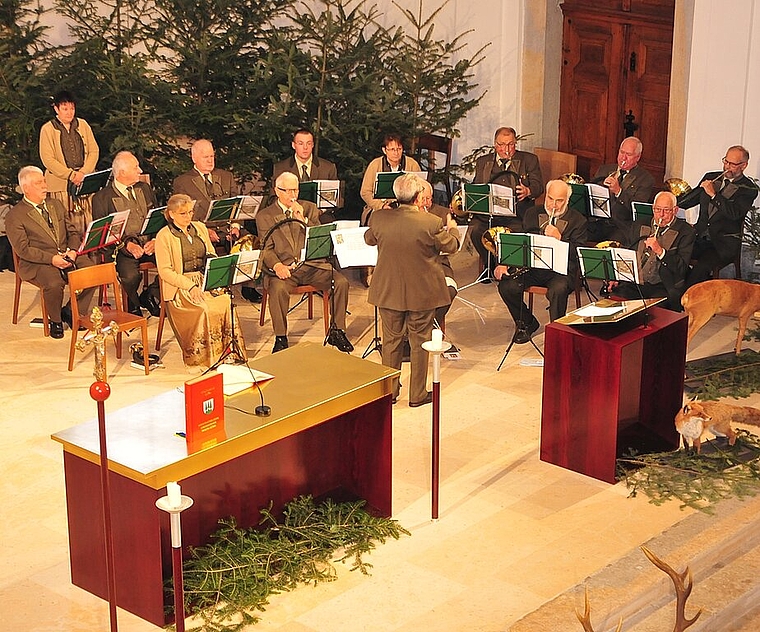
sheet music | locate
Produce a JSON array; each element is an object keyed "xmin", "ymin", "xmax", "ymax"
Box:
[
  {"xmin": 587, "ymin": 183, "xmax": 611, "ymax": 218},
  {"xmin": 315, "ymin": 180, "xmax": 340, "ymax": 209},
  {"xmin": 530, "ymin": 233, "xmax": 569, "ymax": 275},
  {"xmin": 574, "ymin": 303, "xmax": 625, "ymax": 317},
  {"xmin": 236, "ymin": 195, "xmax": 263, "ymax": 221},
  {"xmin": 330, "ymin": 227, "xmax": 378, "ymax": 267},
  {"xmin": 233, "ymin": 249, "xmax": 261, "ymax": 285},
  {"xmin": 107, "ymin": 210, "xmax": 131, "ymax": 244},
  {"xmin": 449, "ymin": 225, "xmax": 468, "ymax": 253},
  {"xmin": 677, "ymin": 206, "xmax": 699, "ymax": 225},
  {"xmin": 334, "ymin": 220, "xmax": 360, "ymax": 230},
  {"xmin": 609, "ymin": 247, "xmax": 639, "ymax": 284},
  {"xmin": 490, "ymin": 183, "xmax": 516, "ymax": 216},
  {"xmin": 216, "ymin": 364, "xmax": 274, "ymax": 396}
]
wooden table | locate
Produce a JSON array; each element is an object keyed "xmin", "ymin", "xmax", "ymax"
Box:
[
  {"xmin": 52, "ymin": 343, "xmax": 398, "ymax": 626},
  {"xmin": 540, "ymin": 307, "xmax": 687, "ymax": 483}
]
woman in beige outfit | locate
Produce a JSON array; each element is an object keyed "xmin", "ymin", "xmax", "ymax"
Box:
[{"xmin": 155, "ymin": 194, "xmax": 247, "ymax": 368}]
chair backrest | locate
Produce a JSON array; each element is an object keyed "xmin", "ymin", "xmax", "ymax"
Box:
[
  {"xmin": 533, "ymin": 147, "xmax": 578, "ymax": 183},
  {"xmin": 413, "ymin": 133, "xmax": 453, "ymax": 171},
  {"xmin": 68, "ymin": 262, "xmax": 123, "ymax": 317}
]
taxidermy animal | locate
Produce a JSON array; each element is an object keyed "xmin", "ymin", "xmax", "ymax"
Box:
[
  {"xmin": 681, "ymin": 279, "xmax": 760, "ymax": 354},
  {"xmin": 675, "ymin": 399, "xmax": 760, "ymax": 453}
]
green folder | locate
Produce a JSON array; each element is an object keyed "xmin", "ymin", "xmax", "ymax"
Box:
[
  {"xmin": 80, "ymin": 215, "xmax": 112, "ymax": 252},
  {"xmin": 632, "ymin": 201, "xmax": 654, "ymax": 222},
  {"xmin": 206, "ymin": 196, "xmax": 242, "ymax": 222},
  {"xmin": 577, "ymin": 247, "xmax": 615, "ymax": 281},
  {"xmin": 203, "ymin": 254, "xmax": 239, "ymax": 291},
  {"xmin": 462, "ymin": 183, "xmax": 492, "ymax": 215},
  {"xmin": 304, "ymin": 223, "xmax": 336, "ymax": 260},
  {"xmin": 497, "ymin": 232, "xmax": 532, "ymax": 266},
  {"xmin": 373, "ymin": 172, "xmax": 403, "ymax": 199},
  {"xmin": 140, "ymin": 207, "xmax": 167, "ymax": 235},
  {"xmin": 569, "ymin": 183, "xmax": 590, "ymax": 217}
]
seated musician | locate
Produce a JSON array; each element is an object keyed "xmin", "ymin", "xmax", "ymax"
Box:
[
  {"xmin": 255, "ymin": 172, "xmax": 353, "ymax": 354},
  {"xmin": 6, "ymin": 165, "xmax": 96, "ymax": 338},
  {"xmin": 589, "ymin": 136, "xmax": 655, "ymax": 243},
  {"xmin": 91, "ymin": 151, "xmax": 161, "ymax": 317},
  {"xmin": 154, "ymin": 194, "xmax": 247, "ymax": 368},
  {"xmin": 609, "ymin": 191, "xmax": 695, "ymax": 312},
  {"xmin": 494, "ymin": 180, "xmax": 587, "ymax": 343},
  {"xmin": 470, "ymin": 126, "xmax": 544, "ymax": 274}
]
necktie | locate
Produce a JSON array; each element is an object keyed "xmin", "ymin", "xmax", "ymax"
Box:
[
  {"xmin": 204, "ymin": 175, "xmax": 213, "ymax": 196},
  {"xmin": 38, "ymin": 203, "xmax": 53, "ymax": 228},
  {"xmin": 285, "ymin": 208, "xmax": 293, "ymax": 219},
  {"xmin": 126, "ymin": 185, "xmax": 136, "ymax": 201},
  {"xmin": 499, "ymin": 159, "xmax": 509, "ymax": 171},
  {"xmin": 618, "ymin": 170, "xmax": 627, "ymax": 186},
  {"xmin": 301, "ymin": 164, "xmax": 310, "ymax": 181}
]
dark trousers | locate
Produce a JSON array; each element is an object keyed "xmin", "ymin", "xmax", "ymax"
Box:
[
  {"xmin": 23, "ymin": 256, "xmax": 96, "ymax": 322},
  {"xmin": 116, "ymin": 252, "xmax": 158, "ymax": 311},
  {"xmin": 497, "ymin": 268, "xmax": 572, "ymax": 324}
]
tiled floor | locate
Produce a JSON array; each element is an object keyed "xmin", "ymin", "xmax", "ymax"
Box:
[{"xmin": 1, "ymin": 247, "xmax": 758, "ymax": 631}]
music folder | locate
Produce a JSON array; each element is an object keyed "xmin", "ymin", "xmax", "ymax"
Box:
[
  {"xmin": 299, "ymin": 180, "xmax": 343, "ymax": 209},
  {"xmin": 631, "ymin": 201, "xmax": 653, "ymax": 223},
  {"xmin": 330, "ymin": 226, "xmax": 378, "ymax": 268},
  {"xmin": 70, "ymin": 168, "xmax": 112, "ymax": 197},
  {"xmin": 462, "ymin": 183, "xmax": 515, "ymax": 216},
  {"xmin": 205, "ymin": 196, "xmax": 244, "ymax": 223},
  {"xmin": 373, "ymin": 171, "xmax": 427, "ymax": 199},
  {"xmin": 202, "ymin": 250, "xmax": 261, "ymax": 291},
  {"xmin": 301, "ymin": 223, "xmax": 336, "ymax": 261},
  {"xmin": 497, "ymin": 231, "xmax": 569, "ymax": 275},
  {"xmin": 569, "ymin": 183, "xmax": 611, "ymax": 218},
  {"xmin": 140, "ymin": 206, "xmax": 167, "ymax": 236},
  {"xmin": 77, "ymin": 210, "xmax": 130, "ymax": 255},
  {"xmin": 577, "ymin": 245, "xmax": 640, "ymax": 284}
]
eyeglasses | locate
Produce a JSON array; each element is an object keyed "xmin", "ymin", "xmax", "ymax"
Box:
[
  {"xmin": 277, "ymin": 187, "xmax": 299, "ymax": 193},
  {"xmin": 723, "ymin": 158, "xmax": 747, "ymax": 168},
  {"xmin": 384, "ymin": 146, "xmax": 404, "ymax": 153},
  {"xmin": 495, "ymin": 141, "xmax": 516, "ymax": 149},
  {"xmin": 652, "ymin": 206, "xmax": 675, "ymax": 213}
]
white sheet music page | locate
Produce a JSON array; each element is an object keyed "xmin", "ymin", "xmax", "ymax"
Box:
[{"xmin": 330, "ymin": 226, "xmax": 378, "ymax": 267}]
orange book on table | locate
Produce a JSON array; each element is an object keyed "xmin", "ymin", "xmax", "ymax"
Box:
[{"xmin": 184, "ymin": 372, "xmax": 226, "ymax": 452}]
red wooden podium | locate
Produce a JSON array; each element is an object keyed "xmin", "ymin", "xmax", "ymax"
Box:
[{"xmin": 540, "ymin": 306, "xmax": 687, "ymax": 483}]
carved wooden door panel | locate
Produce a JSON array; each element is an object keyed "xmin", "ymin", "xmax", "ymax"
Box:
[{"xmin": 558, "ymin": 2, "xmax": 674, "ymax": 187}]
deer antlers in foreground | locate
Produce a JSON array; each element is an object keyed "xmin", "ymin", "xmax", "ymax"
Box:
[{"xmin": 576, "ymin": 546, "xmax": 702, "ymax": 632}]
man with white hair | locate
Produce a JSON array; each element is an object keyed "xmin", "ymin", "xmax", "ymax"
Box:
[
  {"xmin": 610, "ymin": 190, "xmax": 695, "ymax": 311},
  {"xmin": 256, "ymin": 171, "xmax": 352, "ymax": 354},
  {"xmin": 6, "ymin": 166, "xmax": 95, "ymax": 338},
  {"xmin": 92, "ymin": 151, "xmax": 159, "ymax": 316}
]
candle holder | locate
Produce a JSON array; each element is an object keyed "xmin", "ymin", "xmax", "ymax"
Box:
[
  {"xmin": 422, "ymin": 331, "xmax": 451, "ymax": 521},
  {"xmin": 156, "ymin": 494, "xmax": 194, "ymax": 632}
]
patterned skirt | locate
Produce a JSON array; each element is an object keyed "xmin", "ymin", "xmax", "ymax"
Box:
[{"xmin": 165, "ymin": 272, "xmax": 247, "ymax": 367}]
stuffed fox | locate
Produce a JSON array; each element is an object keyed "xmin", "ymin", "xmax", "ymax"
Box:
[{"xmin": 675, "ymin": 398, "xmax": 760, "ymax": 453}]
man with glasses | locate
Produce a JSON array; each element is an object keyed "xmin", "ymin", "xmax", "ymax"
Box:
[
  {"xmin": 470, "ymin": 127, "xmax": 543, "ymax": 275},
  {"xmin": 256, "ymin": 172, "xmax": 352, "ymax": 354},
  {"xmin": 679, "ymin": 145, "xmax": 758, "ymax": 286},
  {"xmin": 608, "ymin": 191, "xmax": 694, "ymax": 311}
]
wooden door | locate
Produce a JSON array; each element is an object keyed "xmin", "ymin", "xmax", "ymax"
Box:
[{"xmin": 559, "ymin": 1, "xmax": 674, "ymax": 187}]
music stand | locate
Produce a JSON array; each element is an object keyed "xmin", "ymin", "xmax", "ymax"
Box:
[
  {"xmin": 202, "ymin": 253, "xmax": 252, "ymax": 368},
  {"xmin": 139, "ymin": 206, "xmax": 167, "ymax": 237},
  {"xmin": 496, "ymin": 232, "xmax": 569, "ymax": 369},
  {"xmin": 77, "ymin": 210, "xmax": 130, "ymax": 256},
  {"xmin": 577, "ymin": 245, "xmax": 639, "ymax": 285},
  {"xmin": 459, "ymin": 182, "xmax": 517, "ymax": 290},
  {"xmin": 299, "ymin": 180, "xmax": 344, "ymax": 210},
  {"xmin": 69, "ymin": 168, "xmax": 112, "ymax": 198}
]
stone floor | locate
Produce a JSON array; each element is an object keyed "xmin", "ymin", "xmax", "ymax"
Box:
[{"xmin": 2, "ymin": 245, "xmax": 760, "ymax": 632}]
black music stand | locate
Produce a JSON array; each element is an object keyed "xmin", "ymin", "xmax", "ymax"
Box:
[
  {"xmin": 459, "ymin": 182, "xmax": 517, "ymax": 290},
  {"xmin": 202, "ymin": 253, "xmax": 250, "ymax": 368}
]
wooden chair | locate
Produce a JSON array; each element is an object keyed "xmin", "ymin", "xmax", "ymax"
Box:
[
  {"xmin": 524, "ymin": 268, "xmax": 583, "ymax": 317},
  {"xmin": 67, "ymin": 262, "xmax": 150, "ymax": 374},
  {"xmin": 533, "ymin": 148, "xmax": 578, "ymax": 204},
  {"xmin": 11, "ymin": 250, "xmax": 50, "ymax": 336},
  {"xmin": 118, "ymin": 261, "xmax": 168, "ymax": 351},
  {"xmin": 259, "ymin": 284, "xmax": 330, "ymax": 336},
  {"xmin": 413, "ymin": 133, "xmax": 454, "ymax": 202}
]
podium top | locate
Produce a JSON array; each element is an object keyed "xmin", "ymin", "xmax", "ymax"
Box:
[
  {"xmin": 555, "ymin": 297, "xmax": 665, "ymax": 326},
  {"xmin": 51, "ymin": 343, "xmax": 398, "ymax": 488}
]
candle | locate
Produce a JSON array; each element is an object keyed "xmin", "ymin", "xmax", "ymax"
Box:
[
  {"xmin": 167, "ymin": 481, "xmax": 182, "ymax": 508},
  {"xmin": 431, "ymin": 329, "xmax": 443, "ymax": 349}
]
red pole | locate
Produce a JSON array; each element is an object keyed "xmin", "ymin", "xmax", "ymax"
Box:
[{"xmin": 91, "ymin": 381, "xmax": 118, "ymax": 632}]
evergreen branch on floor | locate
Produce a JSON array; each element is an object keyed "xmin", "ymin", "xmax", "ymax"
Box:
[
  {"xmin": 685, "ymin": 349, "xmax": 760, "ymax": 399},
  {"xmin": 175, "ymin": 495, "xmax": 410, "ymax": 631},
  {"xmin": 617, "ymin": 430, "xmax": 760, "ymax": 514}
]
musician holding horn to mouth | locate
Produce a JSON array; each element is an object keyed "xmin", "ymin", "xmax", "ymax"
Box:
[
  {"xmin": 589, "ymin": 136, "xmax": 655, "ymax": 243},
  {"xmin": 608, "ymin": 191, "xmax": 695, "ymax": 312},
  {"xmin": 680, "ymin": 145, "xmax": 759, "ymax": 287}
]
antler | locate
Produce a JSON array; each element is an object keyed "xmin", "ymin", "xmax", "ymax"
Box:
[
  {"xmin": 641, "ymin": 546, "xmax": 702, "ymax": 632},
  {"xmin": 576, "ymin": 587, "xmax": 622, "ymax": 632}
]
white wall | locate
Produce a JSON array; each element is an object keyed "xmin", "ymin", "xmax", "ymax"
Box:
[{"xmin": 680, "ymin": 0, "xmax": 760, "ymax": 184}]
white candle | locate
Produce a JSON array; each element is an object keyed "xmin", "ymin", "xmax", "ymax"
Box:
[
  {"xmin": 431, "ymin": 329, "xmax": 443, "ymax": 349},
  {"xmin": 167, "ymin": 481, "xmax": 182, "ymax": 508}
]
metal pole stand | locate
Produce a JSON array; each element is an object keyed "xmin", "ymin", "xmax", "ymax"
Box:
[
  {"xmin": 422, "ymin": 331, "xmax": 452, "ymax": 521},
  {"xmin": 156, "ymin": 489, "xmax": 194, "ymax": 632}
]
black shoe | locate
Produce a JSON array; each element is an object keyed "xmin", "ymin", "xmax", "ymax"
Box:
[
  {"xmin": 513, "ymin": 317, "xmax": 540, "ymax": 344},
  {"xmin": 61, "ymin": 305, "xmax": 72, "ymax": 328},
  {"xmin": 139, "ymin": 291, "xmax": 161, "ymax": 317},
  {"xmin": 409, "ymin": 392, "xmax": 433, "ymax": 408},
  {"xmin": 272, "ymin": 336, "xmax": 289, "ymax": 353},
  {"xmin": 50, "ymin": 321, "xmax": 64, "ymax": 339},
  {"xmin": 325, "ymin": 328, "xmax": 354, "ymax": 353},
  {"xmin": 240, "ymin": 287, "xmax": 262, "ymax": 303},
  {"xmin": 130, "ymin": 342, "xmax": 160, "ymax": 368}
]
